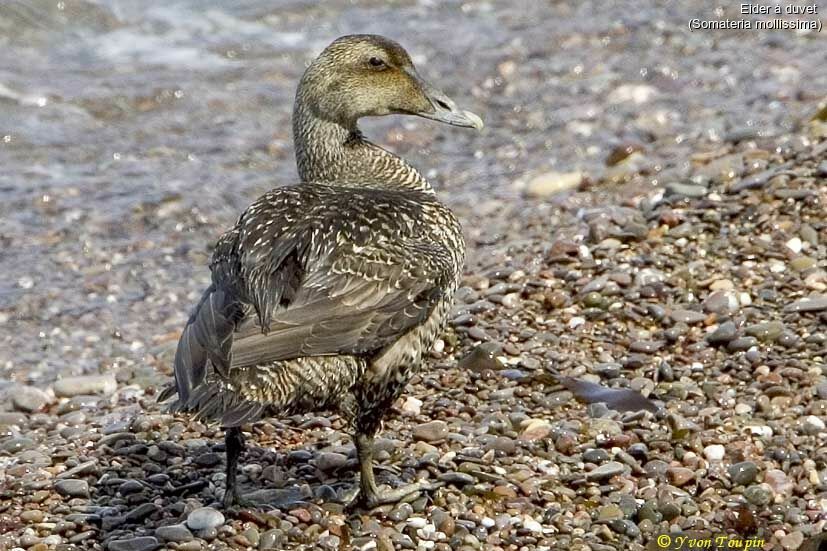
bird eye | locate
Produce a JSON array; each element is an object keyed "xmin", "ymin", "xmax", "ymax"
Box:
[{"xmin": 368, "ymin": 57, "xmax": 386, "ymax": 68}]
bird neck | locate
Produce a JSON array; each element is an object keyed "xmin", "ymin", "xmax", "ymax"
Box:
[{"xmin": 292, "ymin": 102, "xmax": 433, "ymax": 193}]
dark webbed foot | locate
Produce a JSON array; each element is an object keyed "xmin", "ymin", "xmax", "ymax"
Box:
[
  {"xmin": 223, "ymin": 426, "xmax": 253, "ymax": 510},
  {"xmin": 223, "ymin": 488, "xmax": 258, "ymax": 511},
  {"xmin": 348, "ymin": 432, "xmax": 443, "ymax": 510},
  {"xmin": 354, "ymin": 480, "xmax": 443, "ymax": 509}
]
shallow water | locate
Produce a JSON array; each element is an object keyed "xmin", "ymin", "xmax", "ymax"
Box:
[{"xmin": 0, "ymin": 0, "xmax": 824, "ymax": 384}]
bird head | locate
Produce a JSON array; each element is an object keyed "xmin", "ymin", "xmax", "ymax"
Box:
[{"xmin": 297, "ymin": 34, "xmax": 483, "ymax": 131}]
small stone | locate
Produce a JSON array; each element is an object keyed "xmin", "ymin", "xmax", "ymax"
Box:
[
  {"xmin": 12, "ymin": 385, "xmax": 51, "ymax": 412},
  {"xmin": 785, "ymin": 237, "xmax": 803, "ymax": 254},
  {"xmin": 186, "ymin": 507, "xmax": 224, "ymax": 531},
  {"xmin": 597, "ymin": 504, "xmax": 623, "ymax": 521},
  {"xmin": 629, "ymin": 340, "xmax": 663, "ymax": 353},
  {"xmin": 727, "ymin": 337, "xmax": 757, "ymax": 352},
  {"xmin": 800, "ymin": 224, "xmax": 819, "ymax": 245},
  {"xmin": 780, "ymin": 531, "xmax": 804, "ymax": 550},
  {"xmin": 20, "ymin": 510, "xmax": 45, "ymax": 523},
  {"xmin": 412, "ymin": 420, "xmax": 448, "ymax": 442},
  {"xmin": 728, "ymin": 461, "xmax": 759, "ymax": 485},
  {"xmin": 745, "ymin": 321, "xmax": 784, "ymax": 342},
  {"xmin": 413, "ymin": 441, "xmax": 438, "ymax": 455},
  {"xmin": 706, "ymin": 321, "xmax": 738, "ymax": 344},
  {"xmin": 484, "ymin": 436, "xmax": 516, "ymax": 455},
  {"xmin": 764, "ymin": 469, "xmax": 793, "ymax": 497},
  {"xmin": 802, "ymin": 415, "xmax": 825, "ymax": 435},
  {"xmin": 0, "ymin": 412, "xmax": 27, "ymax": 425},
  {"xmin": 316, "ymin": 452, "xmax": 348, "ymax": 472},
  {"xmin": 783, "ymin": 296, "xmax": 827, "ymax": 313},
  {"xmin": 790, "ymin": 256, "xmax": 816, "ymax": 271},
  {"xmin": 703, "ymin": 444, "xmax": 725, "ymax": 462},
  {"xmin": 438, "ymin": 471, "xmax": 475, "ymax": 486},
  {"xmin": 119, "ymin": 480, "xmax": 144, "ymax": 495},
  {"xmin": 637, "ymin": 502, "xmax": 661, "ymax": 523},
  {"xmin": 57, "ymin": 459, "xmax": 97, "ymax": 479},
  {"xmin": 389, "ymin": 503, "xmax": 413, "ymax": 522},
  {"xmin": 525, "ymin": 171, "xmax": 583, "ymax": 197},
  {"xmin": 401, "ymin": 396, "xmax": 422, "ymax": 415},
  {"xmin": 583, "ymin": 448, "xmax": 610, "ymax": 464},
  {"xmin": 108, "ymin": 536, "xmax": 160, "ymax": 551},
  {"xmin": 1, "ymin": 437, "xmax": 35, "ymax": 454},
  {"xmin": 670, "ymin": 309, "xmax": 706, "ymax": 324},
  {"xmin": 703, "ymin": 291, "xmax": 739, "ymax": 315},
  {"xmin": 54, "ymin": 479, "xmax": 89, "ymax": 498},
  {"xmin": 519, "ymin": 419, "xmax": 551, "ymax": 441},
  {"xmin": 585, "ymin": 461, "xmax": 625, "ymax": 481},
  {"xmin": 406, "ymin": 517, "xmax": 427, "ymax": 529},
  {"xmin": 665, "ymin": 182, "xmax": 707, "ymax": 198},
  {"xmin": 53, "ymin": 374, "xmax": 117, "ymax": 397},
  {"xmin": 156, "ymin": 524, "xmax": 194, "ymax": 543},
  {"xmin": 259, "ymin": 529, "xmax": 285, "ymax": 550},
  {"xmin": 743, "ymin": 484, "xmax": 772, "ymax": 506},
  {"xmin": 126, "ymin": 503, "xmax": 158, "ymax": 523},
  {"xmin": 710, "ymin": 279, "xmax": 734, "ymax": 291},
  {"xmin": 194, "ymin": 452, "xmax": 221, "ymax": 467},
  {"xmin": 522, "ymin": 515, "xmax": 544, "ymax": 533},
  {"xmin": 666, "ymin": 467, "xmax": 695, "ymax": 486}
]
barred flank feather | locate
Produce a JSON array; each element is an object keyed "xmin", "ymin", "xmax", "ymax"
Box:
[{"xmin": 184, "ymin": 378, "xmax": 266, "ymax": 427}]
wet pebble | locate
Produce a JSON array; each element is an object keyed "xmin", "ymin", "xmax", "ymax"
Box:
[
  {"xmin": 108, "ymin": 536, "xmax": 160, "ymax": 551},
  {"xmin": 186, "ymin": 507, "xmax": 225, "ymax": 531},
  {"xmin": 728, "ymin": 461, "xmax": 759, "ymax": 485},
  {"xmin": 54, "ymin": 479, "xmax": 89, "ymax": 498},
  {"xmin": 53, "ymin": 374, "xmax": 117, "ymax": 397},
  {"xmin": 11, "ymin": 385, "xmax": 51, "ymax": 412},
  {"xmin": 784, "ymin": 295, "xmax": 827, "ymax": 313},
  {"xmin": 316, "ymin": 452, "xmax": 348, "ymax": 472},
  {"xmin": 706, "ymin": 321, "xmax": 738, "ymax": 344},
  {"xmin": 155, "ymin": 524, "xmax": 194, "ymax": 543},
  {"xmin": 585, "ymin": 461, "xmax": 626, "ymax": 480},
  {"xmin": 745, "ymin": 321, "xmax": 785, "ymax": 342},
  {"xmin": 670, "ymin": 309, "xmax": 706, "ymax": 324},
  {"xmin": 412, "ymin": 420, "xmax": 448, "ymax": 442}
]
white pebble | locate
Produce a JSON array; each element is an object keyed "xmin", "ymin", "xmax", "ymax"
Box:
[
  {"xmin": 802, "ymin": 415, "xmax": 825, "ymax": 434},
  {"xmin": 703, "ymin": 444, "xmax": 725, "ymax": 462},
  {"xmin": 522, "ymin": 515, "xmax": 543, "ymax": 533},
  {"xmin": 748, "ymin": 425, "xmax": 773, "ymax": 438},
  {"xmin": 401, "ymin": 396, "xmax": 422, "ymax": 415},
  {"xmin": 568, "ymin": 316, "xmax": 585, "ymax": 329},
  {"xmin": 785, "ymin": 237, "xmax": 803, "ymax": 254},
  {"xmin": 406, "ymin": 517, "xmax": 427, "ymax": 529}
]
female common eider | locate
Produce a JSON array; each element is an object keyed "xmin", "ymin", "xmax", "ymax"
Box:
[{"xmin": 160, "ymin": 34, "xmax": 482, "ymax": 509}]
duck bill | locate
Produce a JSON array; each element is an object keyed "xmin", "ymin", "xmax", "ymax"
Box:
[{"xmin": 411, "ymin": 74, "xmax": 484, "ymax": 130}]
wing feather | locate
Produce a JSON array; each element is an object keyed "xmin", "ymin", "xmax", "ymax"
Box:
[{"xmin": 205, "ymin": 185, "xmax": 460, "ymax": 371}]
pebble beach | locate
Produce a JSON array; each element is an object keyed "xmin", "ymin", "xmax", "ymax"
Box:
[{"xmin": 1, "ymin": 1, "xmax": 826, "ymax": 550}]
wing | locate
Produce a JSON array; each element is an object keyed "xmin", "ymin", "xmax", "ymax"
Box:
[{"xmin": 210, "ymin": 185, "xmax": 462, "ymax": 370}]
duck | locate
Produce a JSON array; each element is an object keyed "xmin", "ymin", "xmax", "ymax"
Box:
[{"xmin": 159, "ymin": 34, "xmax": 482, "ymax": 509}]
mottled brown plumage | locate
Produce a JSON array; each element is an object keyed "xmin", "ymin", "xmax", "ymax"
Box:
[{"xmin": 159, "ymin": 34, "xmax": 482, "ymax": 509}]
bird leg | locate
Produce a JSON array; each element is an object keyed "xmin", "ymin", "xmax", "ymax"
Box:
[
  {"xmin": 223, "ymin": 426, "xmax": 255, "ymax": 510},
  {"xmin": 352, "ymin": 432, "xmax": 441, "ymax": 509}
]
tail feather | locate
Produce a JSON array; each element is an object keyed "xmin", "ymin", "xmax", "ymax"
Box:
[
  {"xmin": 185, "ymin": 378, "xmax": 267, "ymax": 427},
  {"xmin": 160, "ymin": 284, "xmax": 241, "ymax": 408}
]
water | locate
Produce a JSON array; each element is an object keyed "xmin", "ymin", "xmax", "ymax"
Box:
[{"xmin": 0, "ymin": 0, "xmax": 824, "ymax": 384}]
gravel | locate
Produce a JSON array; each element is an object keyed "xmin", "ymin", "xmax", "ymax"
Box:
[{"xmin": 1, "ymin": 2, "xmax": 826, "ymax": 550}]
